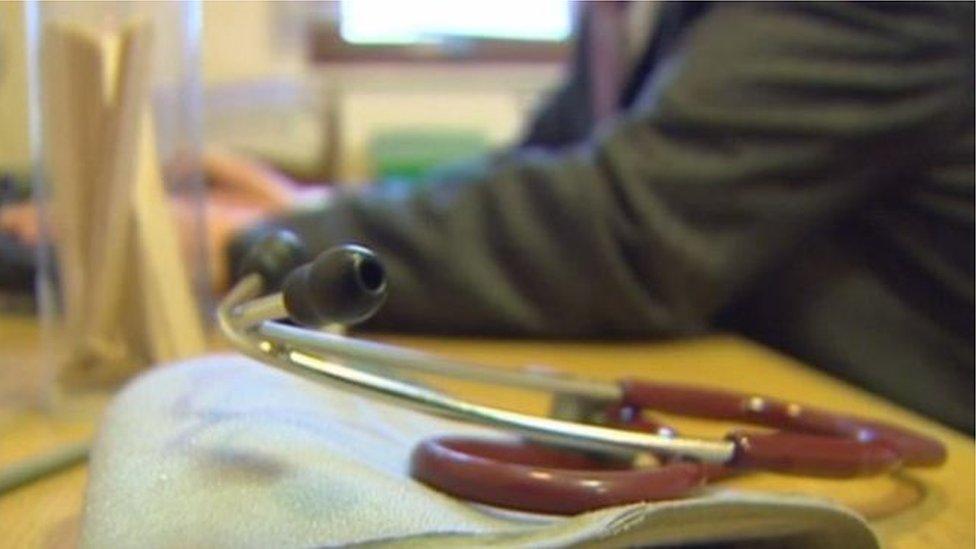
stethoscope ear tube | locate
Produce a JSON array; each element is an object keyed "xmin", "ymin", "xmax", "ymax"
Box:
[{"xmin": 725, "ymin": 431, "xmax": 900, "ymax": 476}]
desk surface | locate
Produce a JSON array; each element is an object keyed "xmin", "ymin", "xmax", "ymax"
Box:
[{"xmin": 1, "ymin": 316, "xmax": 973, "ymax": 548}]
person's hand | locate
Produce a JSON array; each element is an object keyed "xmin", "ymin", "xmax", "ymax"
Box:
[
  {"xmin": 198, "ymin": 149, "xmax": 335, "ymax": 291},
  {"xmin": 196, "ymin": 149, "xmax": 299, "ymax": 292},
  {"xmin": 173, "ymin": 197, "xmax": 271, "ymax": 294},
  {"xmin": 1, "ymin": 196, "xmax": 263, "ymax": 292},
  {"xmin": 0, "ymin": 202, "xmax": 40, "ymax": 246},
  {"xmin": 203, "ymin": 148, "xmax": 302, "ymax": 211},
  {"xmin": 1, "ymin": 149, "xmax": 329, "ymax": 293}
]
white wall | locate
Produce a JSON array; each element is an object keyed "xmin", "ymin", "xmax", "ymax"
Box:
[{"xmin": 201, "ymin": 0, "xmax": 309, "ymax": 85}]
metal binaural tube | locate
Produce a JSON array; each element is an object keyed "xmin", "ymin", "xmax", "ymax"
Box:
[
  {"xmin": 229, "ymin": 292, "xmax": 288, "ymax": 330},
  {"xmin": 218, "ymin": 268, "xmax": 734, "ymax": 465},
  {"xmin": 258, "ymin": 321, "xmax": 622, "ymax": 400},
  {"xmin": 217, "ymin": 236, "xmax": 737, "ymax": 466},
  {"xmin": 285, "ymin": 349, "xmax": 736, "ymax": 463}
]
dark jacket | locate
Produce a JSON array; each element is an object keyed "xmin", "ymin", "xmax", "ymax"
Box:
[{"xmin": 235, "ymin": 2, "xmax": 975, "ymax": 432}]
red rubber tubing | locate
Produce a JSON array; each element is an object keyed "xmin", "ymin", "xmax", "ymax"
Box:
[
  {"xmin": 620, "ymin": 379, "xmax": 947, "ymax": 474},
  {"xmin": 410, "ymin": 436, "xmax": 709, "ymax": 515},
  {"xmin": 410, "ymin": 381, "xmax": 947, "ymax": 513}
]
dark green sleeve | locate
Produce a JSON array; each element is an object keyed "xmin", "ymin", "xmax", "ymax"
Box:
[{"xmin": 237, "ymin": 2, "xmax": 972, "ymax": 337}]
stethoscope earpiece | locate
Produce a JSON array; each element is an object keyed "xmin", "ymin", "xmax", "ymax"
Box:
[
  {"xmin": 282, "ymin": 244, "xmax": 387, "ymax": 327},
  {"xmin": 238, "ymin": 229, "xmax": 309, "ymax": 293},
  {"xmin": 237, "ymin": 229, "xmax": 387, "ymax": 327}
]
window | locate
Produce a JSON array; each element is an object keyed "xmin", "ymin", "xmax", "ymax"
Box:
[
  {"xmin": 311, "ymin": 0, "xmax": 572, "ymax": 63},
  {"xmin": 339, "ymin": 0, "xmax": 572, "ymax": 45}
]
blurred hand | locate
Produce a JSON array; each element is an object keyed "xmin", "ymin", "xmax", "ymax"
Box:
[
  {"xmin": 0, "ymin": 202, "xmax": 40, "ymax": 246},
  {"xmin": 203, "ymin": 148, "xmax": 302, "ymax": 211},
  {"xmin": 198, "ymin": 149, "xmax": 332, "ymax": 291},
  {"xmin": 1, "ymin": 149, "xmax": 331, "ymax": 293},
  {"xmin": 1, "ymin": 194, "xmax": 267, "ymax": 293},
  {"xmin": 173, "ymin": 197, "xmax": 270, "ymax": 294}
]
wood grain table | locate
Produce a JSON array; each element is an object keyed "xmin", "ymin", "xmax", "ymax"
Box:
[{"xmin": 1, "ymin": 316, "xmax": 972, "ymax": 548}]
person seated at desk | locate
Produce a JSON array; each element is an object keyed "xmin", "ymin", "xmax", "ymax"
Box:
[{"xmin": 3, "ymin": 2, "xmax": 973, "ymax": 433}]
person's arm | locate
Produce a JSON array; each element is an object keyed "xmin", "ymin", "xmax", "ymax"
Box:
[{"xmin": 234, "ymin": 2, "xmax": 972, "ymax": 337}]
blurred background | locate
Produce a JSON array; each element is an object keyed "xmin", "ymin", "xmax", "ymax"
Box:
[
  {"xmin": 0, "ymin": 0, "xmax": 576, "ymax": 402},
  {"xmin": 0, "ymin": 0, "xmax": 572, "ymax": 304},
  {"xmin": 0, "ymin": 0, "xmax": 569, "ymax": 184}
]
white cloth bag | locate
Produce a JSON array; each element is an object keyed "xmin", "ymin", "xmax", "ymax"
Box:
[{"xmin": 81, "ymin": 355, "xmax": 878, "ymax": 548}]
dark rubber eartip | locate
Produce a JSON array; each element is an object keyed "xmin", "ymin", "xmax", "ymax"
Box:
[
  {"xmin": 238, "ymin": 230, "xmax": 309, "ymax": 292},
  {"xmin": 282, "ymin": 244, "xmax": 387, "ymax": 326}
]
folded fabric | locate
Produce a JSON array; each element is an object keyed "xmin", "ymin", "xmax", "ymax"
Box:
[{"xmin": 81, "ymin": 354, "xmax": 879, "ymax": 548}]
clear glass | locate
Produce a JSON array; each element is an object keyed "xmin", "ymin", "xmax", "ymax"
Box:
[{"xmin": 25, "ymin": 0, "xmax": 208, "ymax": 402}]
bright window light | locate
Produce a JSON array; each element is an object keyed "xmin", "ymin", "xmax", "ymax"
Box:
[{"xmin": 340, "ymin": 0, "xmax": 572, "ymax": 44}]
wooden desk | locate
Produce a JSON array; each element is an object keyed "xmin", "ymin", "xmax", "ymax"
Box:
[{"xmin": 2, "ymin": 318, "xmax": 973, "ymax": 548}]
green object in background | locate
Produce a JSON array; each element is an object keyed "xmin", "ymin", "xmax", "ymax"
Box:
[{"xmin": 369, "ymin": 129, "xmax": 490, "ymax": 185}]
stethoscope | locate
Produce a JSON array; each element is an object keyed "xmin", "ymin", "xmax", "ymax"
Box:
[{"xmin": 219, "ymin": 230, "xmax": 947, "ymax": 515}]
